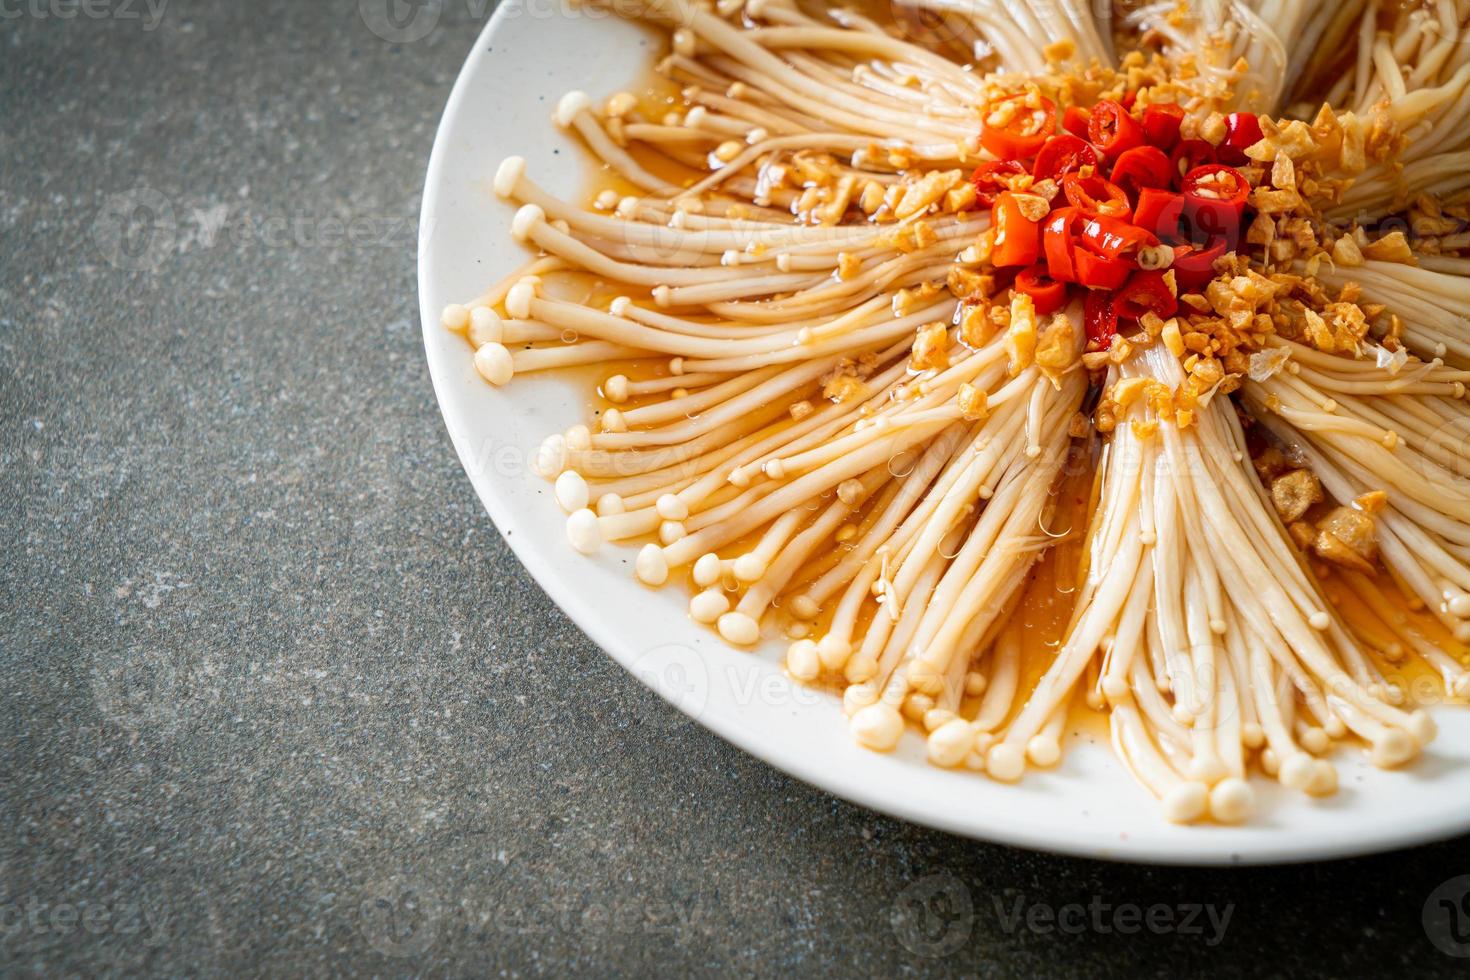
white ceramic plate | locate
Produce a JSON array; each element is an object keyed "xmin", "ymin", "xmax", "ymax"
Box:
[{"xmin": 418, "ymin": 5, "xmax": 1470, "ymax": 863}]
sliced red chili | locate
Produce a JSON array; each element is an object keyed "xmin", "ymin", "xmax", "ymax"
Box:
[
  {"xmin": 1075, "ymin": 248, "xmax": 1131, "ymax": 290},
  {"xmin": 991, "ymin": 192, "xmax": 1041, "ymax": 268},
  {"xmin": 1015, "ymin": 265, "xmax": 1068, "ymax": 315},
  {"xmin": 1033, "ymin": 134, "xmax": 1099, "ymax": 183},
  {"xmin": 1062, "ymin": 105, "xmax": 1091, "ymax": 140},
  {"xmin": 1172, "ymin": 239, "xmax": 1229, "ymax": 289},
  {"xmin": 1219, "ymin": 112, "xmax": 1264, "ymax": 165},
  {"xmin": 1170, "ymin": 139, "xmax": 1217, "ymax": 184},
  {"xmin": 1084, "ymin": 289, "xmax": 1118, "ymax": 350},
  {"xmin": 1062, "ymin": 173, "xmax": 1131, "ymax": 219},
  {"xmin": 1109, "ymin": 145, "xmax": 1173, "ymax": 199},
  {"xmin": 1133, "ymin": 188, "xmax": 1186, "ymax": 241},
  {"xmin": 1114, "ymin": 269, "xmax": 1178, "ymax": 319},
  {"xmin": 1042, "ymin": 207, "xmax": 1081, "ymax": 282},
  {"xmin": 980, "ymin": 94, "xmax": 1056, "ymax": 161},
  {"xmin": 1181, "ymin": 163, "xmax": 1249, "ymax": 241},
  {"xmin": 971, "ymin": 160, "xmax": 1027, "ymax": 207},
  {"xmin": 1088, "ymin": 99, "xmax": 1144, "ymax": 159},
  {"xmin": 1078, "ymin": 214, "xmax": 1158, "ymax": 262},
  {"xmin": 1141, "ymin": 103, "xmax": 1184, "ymax": 150}
]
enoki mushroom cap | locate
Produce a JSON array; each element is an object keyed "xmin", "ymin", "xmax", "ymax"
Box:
[
  {"xmin": 1025, "ymin": 734, "xmax": 1061, "ymax": 768},
  {"xmin": 473, "ymin": 343, "xmax": 514, "ymax": 386},
  {"xmin": 985, "ymin": 742, "xmax": 1026, "ymax": 783},
  {"xmin": 850, "ymin": 702, "xmax": 904, "ymax": 751},
  {"xmin": 1369, "ymin": 729, "xmax": 1420, "ymax": 768},
  {"xmin": 656, "ymin": 494, "xmax": 689, "ymax": 521},
  {"xmin": 732, "ymin": 553, "xmax": 767, "ymax": 582},
  {"xmin": 564, "ymin": 424, "xmax": 591, "ymax": 451},
  {"xmin": 566, "ymin": 509, "xmax": 602, "ymax": 555},
  {"xmin": 554, "ymin": 470, "xmax": 589, "ymax": 513},
  {"xmin": 493, "ymin": 156, "xmax": 526, "ymax": 198},
  {"xmin": 1186, "ymin": 755, "xmax": 1228, "ymax": 785},
  {"xmin": 921, "ymin": 707, "xmax": 954, "ymax": 732},
  {"xmin": 927, "ymin": 718, "xmax": 975, "ymax": 767},
  {"xmin": 842, "ymin": 683, "xmax": 878, "ymax": 717},
  {"xmin": 717, "ymin": 611, "xmax": 760, "ymax": 646},
  {"xmin": 692, "ymin": 553, "xmax": 723, "ymax": 588},
  {"xmin": 603, "ymin": 374, "xmax": 630, "ymax": 403},
  {"xmin": 441, "ymin": 303, "xmax": 470, "ymax": 332},
  {"xmin": 512, "ymin": 203, "xmax": 546, "ymax": 242},
  {"xmin": 786, "ymin": 639, "xmax": 820, "ymax": 682},
  {"xmin": 531, "ymin": 434, "xmax": 566, "ymax": 479},
  {"xmin": 843, "ymin": 652, "xmax": 877, "ymax": 684},
  {"xmin": 690, "ymin": 588, "xmax": 728, "ymax": 624},
  {"xmin": 1299, "ymin": 727, "xmax": 1330, "ymax": 755},
  {"xmin": 631, "ymin": 545, "xmax": 666, "ymax": 587},
  {"xmin": 1209, "ymin": 778, "xmax": 1255, "ymax": 824},
  {"xmin": 1279, "ymin": 752, "xmax": 1316, "ymax": 791},
  {"xmin": 1161, "ymin": 782, "xmax": 1210, "ymax": 824},
  {"xmin": 1408, "ymin": 709, "xmax": 1437, "ymax": 746},
  {"xmin": 555, "ymin": 90, "xmax": 592, "ymax": 127},
  {"xmin": 506, "ymin": 278, "xmax": 538, "ymax": 319},
  {"xmin": 1305, "ymin": 760, "xmax": 1339, "ymax": 797},
  {"xmin": 816, "ymin": 635, "xmax": 851, "ymax": 671},
  {"xmin": 788, "ymin": 595, "xmax": 820, "ymax": 621},
  {"xmin": 468, "ymin": 306, "xmax": 502, "ymax": 346}
]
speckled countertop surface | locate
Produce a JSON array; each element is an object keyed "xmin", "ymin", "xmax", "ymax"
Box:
[{"xmin": 2, "ymin": 1, "xmax": 1468, "ymax": 976}]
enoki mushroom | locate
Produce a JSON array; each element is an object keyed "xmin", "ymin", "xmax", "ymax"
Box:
[{"xmin": 443, "ymin": 0, "xmax": 1470, "ymax": 824}]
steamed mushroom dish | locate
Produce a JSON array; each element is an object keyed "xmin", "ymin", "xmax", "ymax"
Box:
[{"xmin": 443, "ymin": 0, "xmax": 1470, "ymax": 824}]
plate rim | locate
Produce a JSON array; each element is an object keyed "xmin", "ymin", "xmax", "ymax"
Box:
[{"xmin": 417, "ymin": 5, "xmax": 1470, "ymax": 865}]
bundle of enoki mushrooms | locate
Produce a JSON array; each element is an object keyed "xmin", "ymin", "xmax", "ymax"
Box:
[{"xmin": 443, "ymin": 0, "xmax": 1470, "ymax": 823}]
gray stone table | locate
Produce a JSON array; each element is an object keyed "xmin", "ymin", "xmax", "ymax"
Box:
[{"xmin": 2, "ymin": 1, "xmax": 1468, "ymax": 975}]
